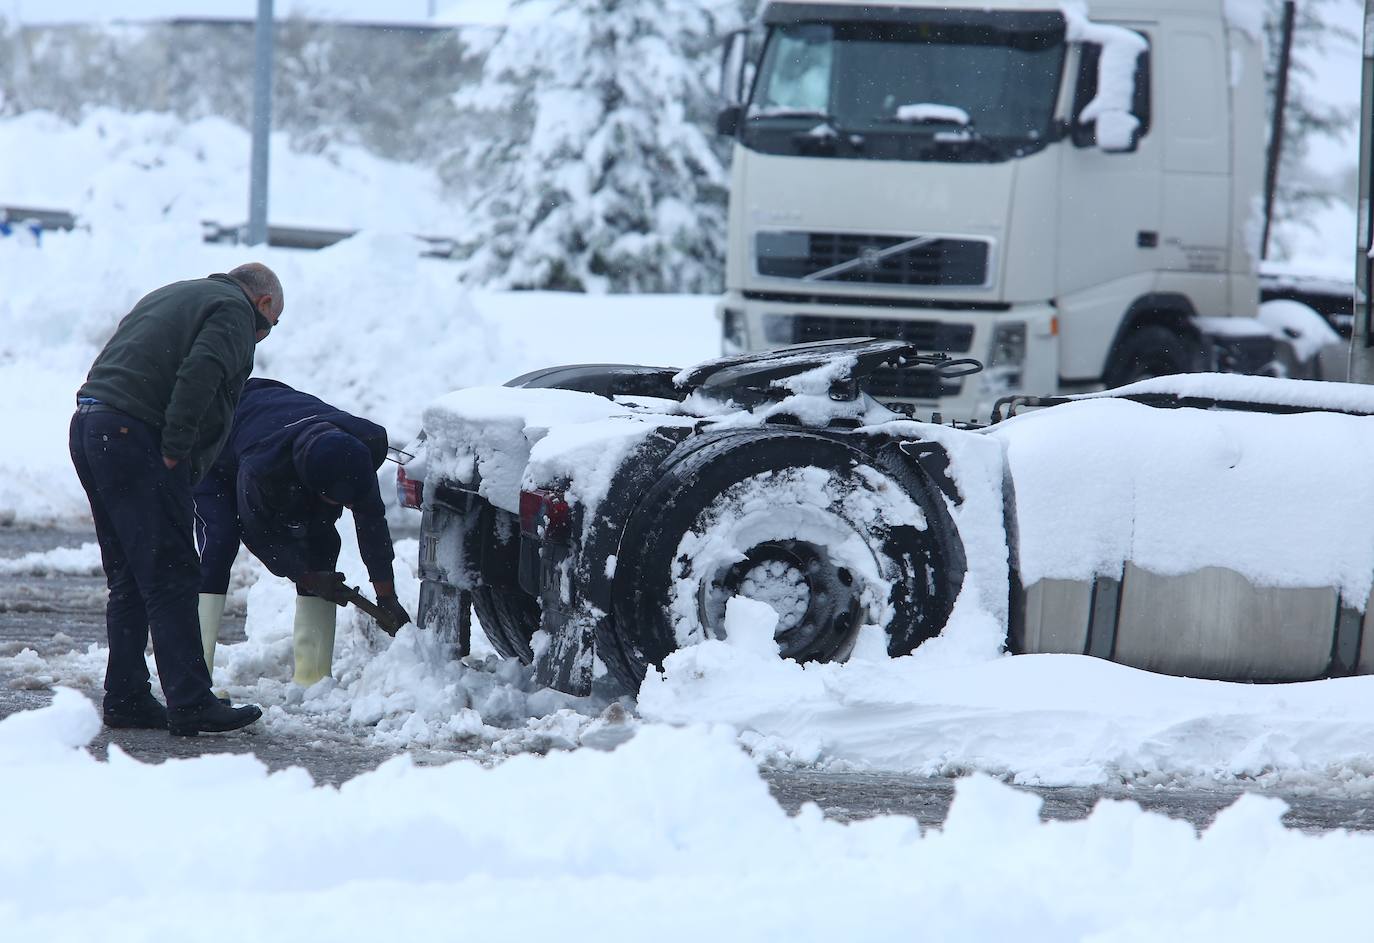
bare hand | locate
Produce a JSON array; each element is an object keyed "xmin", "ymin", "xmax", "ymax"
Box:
[{"xmin": 162, "ymin": 456, "xmax": 179, "ymax": 469}]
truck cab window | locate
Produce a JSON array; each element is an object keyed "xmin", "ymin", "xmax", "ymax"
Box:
[
  {"xmin": 1071, "ymin": 37, "xmax": 1152, "ymax": 150},
  {"xmin": 753, "ymin": 24, "xmax": 833, "ymax": 115},
  {"xmin": 743, "ymin": 13, "xmax": 1067, "ymax": 163}
]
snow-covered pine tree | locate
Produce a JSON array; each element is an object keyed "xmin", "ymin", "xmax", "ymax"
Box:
[{"xmin": 449, "ymin": 0, "xmax": 735, "ymax": 293}]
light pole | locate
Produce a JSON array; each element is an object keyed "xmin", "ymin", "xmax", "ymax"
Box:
[{"xmin": 246, "ymin": 0, "xmax": 274, "ymax": 247}]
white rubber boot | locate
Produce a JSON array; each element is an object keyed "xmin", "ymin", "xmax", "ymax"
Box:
[
  {"xmin": 292, "ymin": 595, "xmax": 338, "ymax": 686},
  {"xmin": 197, "ymin": 593, "xmax": 227, "ymax": 675}
]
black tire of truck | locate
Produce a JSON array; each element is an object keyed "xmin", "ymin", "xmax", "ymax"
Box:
[
  {"xmin": 1103, "ymin": 324, "xmax": 1208, "ymax": 388},
  {"xmin": 604, "ymin": 431, "xmax": 965, "ymax": 692},
  {"xmin": 467, "ymin": 503, "xmax": 538, "ymax": 663},
  {"xmin": 470, "ymin": 585, "xmax": 538, "ymax": 663}
]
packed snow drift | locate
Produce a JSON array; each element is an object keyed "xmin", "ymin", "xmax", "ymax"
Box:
[{"xmin": 4, "ymin": 690, "xmax": 1374, "ymax": 940}]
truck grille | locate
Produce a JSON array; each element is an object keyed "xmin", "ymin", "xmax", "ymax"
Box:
[
  {"xmin": 786, "ymin": 314, "xmax": 974, "ymax": 352},
  {"xmin": 756, "ymin": 230, "xmax": 990, "ymax": 287}
]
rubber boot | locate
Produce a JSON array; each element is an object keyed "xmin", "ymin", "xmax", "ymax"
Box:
[
  {"xmin": 198, "ymin": 593, "xmax": 227, "ymax": 675},
  {"xmin": 292, "ymin": 595, "xmax": 338, "ymax": 686}
]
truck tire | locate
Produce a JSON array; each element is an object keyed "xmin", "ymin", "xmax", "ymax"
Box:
[
  {"xmin": 606, "ymin": 432, "xmax": 964, "ymax": 691},
  {"xmin": 470, "ymin": 586, "xmax": 538, "ymax": 663},
  {"xmin": 1104, "ymin": 324, "xmax": 1207, "ymax": 388},
  {"xmin": 468, "ymin": 501, "xmax": 538, "ymax": 663}
]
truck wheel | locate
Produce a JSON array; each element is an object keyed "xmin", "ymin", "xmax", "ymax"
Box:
[
  {"xmin": 468, "ymin": 502, "xmax": 538, "ymax": 663},
  {"xmin": 470, "ymin": 586, "xmax": 538, "ymax": 663},
  {"xmin": 1104, "ymin": 324, "xmax": 1207, "ymax": 388},
  {"xmin": 606, "ymin": 432, "xmax": 964, "ymax": 691}
]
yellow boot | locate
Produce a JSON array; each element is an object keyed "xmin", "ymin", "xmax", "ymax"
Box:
[
  {"xmin": 292, "ymin": 595, "xmax": 338, "ymax": 686},
  {"xmin": 197, "ymin": 593, "xmax": 227, "ymax": 675}
]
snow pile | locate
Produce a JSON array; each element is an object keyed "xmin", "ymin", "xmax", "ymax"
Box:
[
  {"xmin": 0, "ymin": 109, "xmax": 460, "ymax": 234},
  {"xmin": 995, "ymin": 395, "xmax": 1374, "ymax": 597},
  {"xmin": 641, "ymin": 625, "xmax": 1374, "ymax": 791},
  {"xmin": 0, "ymin": 542, "xmax": 101, "ymax": 576},
  {"xmin": 4, "ymin": 693, "xmax": 1374, "ymax": 940}
]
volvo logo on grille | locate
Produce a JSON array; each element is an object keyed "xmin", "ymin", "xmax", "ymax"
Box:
[{"xmin": 859, "ymin": 246, "xmax": 883, "ymax": 271}]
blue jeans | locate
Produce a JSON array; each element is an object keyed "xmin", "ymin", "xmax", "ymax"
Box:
[{"xmin": 69, "ymin": 404, "xmax": 215, "ymax": 711}]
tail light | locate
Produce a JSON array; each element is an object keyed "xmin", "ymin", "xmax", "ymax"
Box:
[
  {"xmin": 520, "ymin": 488, "xmax": 572, "ymax": 542},
  {"xmin": 396, "ymin": 465, "xmax": 423, "ymax": 509}
]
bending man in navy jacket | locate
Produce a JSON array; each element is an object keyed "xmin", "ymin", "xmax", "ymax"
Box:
[{"xmin": 194, "ymin": 378, "xmax": 410, "ymax": 685}]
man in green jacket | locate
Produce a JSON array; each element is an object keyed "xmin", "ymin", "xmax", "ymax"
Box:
[{"xmin": 70, "ymin": 263, "xmax": 282, "ymax": 736}]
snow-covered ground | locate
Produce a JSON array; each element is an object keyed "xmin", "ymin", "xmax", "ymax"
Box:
[
  {"xmin": 3, "ymin": 688, "xmax": 1370, "ymax": 942},
  {"xmin": 3, "ymin": 68, "xmax": 1374, "ymax": 936}
]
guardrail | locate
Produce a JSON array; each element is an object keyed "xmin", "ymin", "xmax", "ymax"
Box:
[
  {"xmin": 200, "ymin": 220, "xmax": 458, "ymax": 259},
  {"xmin": 0, "ymin": 205, "xmax": 79, "ymax": 244}
]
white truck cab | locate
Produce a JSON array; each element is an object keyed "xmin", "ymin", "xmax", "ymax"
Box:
[{"xmin": 716, "ymin": 0, "xmax": 1273, "ymax": 419}]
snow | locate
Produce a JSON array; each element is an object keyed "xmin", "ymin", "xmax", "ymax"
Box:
[
  {"xmin": 421, "ymin": 387, "xmax": 696, "ymax": 519},
  {"xmin": 641, "ymin": 634, "xmax": 1374, "ymax": 793},
  {"xmin": 0, "ymin": 541, "xmax": 100, "ymax": 576},
  {"xmin": 893, "ymin": 102, "xmax": 971, "ymax": 126},
  {"xmin": 1078, "ymin": 370, "xmax": 1374, "ymax": 414},
  {"xmin": 1063, "ymin": 2, "xmax": 1149, "ymax": 151},
  {"xmin": 0, "ymin": 695, "xmax": 1370, "ymax": 940},
  {"xmin": 1257, "ymin": 298, "xmax": 1344, "ymax": 362},
  {"xmin": 4, "ymin": 33, "xmax": 1374, "ymax": 915},
  {"xmin": 0, "ymin": 109, "xmax": 460, "ymax": 234},
  {"xmin": 994, "ymin": 396, "xmax": 1374, "ymax": 600}
]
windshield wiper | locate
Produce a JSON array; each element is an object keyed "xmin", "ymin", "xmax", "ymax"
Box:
[
  {"xmin": 748, "ymin": 108, "xmax": 836, "ymax": 123},
  {"xmin": 745, "ymin": 110, "xmax": 866, "ymax": 155}
]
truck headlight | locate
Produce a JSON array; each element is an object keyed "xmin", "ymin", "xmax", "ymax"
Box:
[
  {"xmin": 762, "ymin": 313, "xmax": 795, "ymax": 344},
  {"xmin": 987, "ymin": 321, "xmax": 1027, "ymax": 388},
  {"xmin": 721, "ymin": 308, "xmax": 747, "ymax": 354}
]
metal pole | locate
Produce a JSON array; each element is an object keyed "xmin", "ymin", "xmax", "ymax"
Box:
[
  {"xmin": 1351, "ymin": 0, "xmax": 1374, "ymax": 382},
  {"xmin": 1261, "ymin": 0, "xmax": 1296, "ymax": 261},
  {"xmin": 246, "ymin": 0, "xmax": 274, "ymax": 247}
]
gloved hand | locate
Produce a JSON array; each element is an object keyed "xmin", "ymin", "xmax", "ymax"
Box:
[
  {"xmin": 374, "ymin": 595, "xmax": 412, "ymax": 636},
  {"xmin": 296, "ymin": 570, "xmax": 351, "ymax": 606}
]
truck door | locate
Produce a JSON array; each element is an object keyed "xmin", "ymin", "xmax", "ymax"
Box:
[
  {"xmin": 1156, "ymin": 18, "xmax": 1231, "ymax": 316},
  {"xmin": 1055, "ymin": 27, "xmax": 1162, "ymax": 381}
]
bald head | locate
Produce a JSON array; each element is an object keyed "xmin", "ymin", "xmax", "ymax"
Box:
[
  {"xmin": 228, "ymin": 262, "xmax": 284, "ymax": 317},
  {"xmin": 229, "ymin": 262, "xmax": 284, "ymax": 342}
]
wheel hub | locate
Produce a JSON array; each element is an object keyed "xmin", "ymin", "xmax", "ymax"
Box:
[{"xmin": 699, "ymin": 540, "xmax": 860, "ymax": 660}]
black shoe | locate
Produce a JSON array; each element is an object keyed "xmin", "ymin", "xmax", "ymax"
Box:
[
  {"xmin": 103, "ymin": 693, "xmax": 168, "ymax": 730},
  {"xmin": 167, "ymin": 700, "xmax": 263, "ymax": 737}
]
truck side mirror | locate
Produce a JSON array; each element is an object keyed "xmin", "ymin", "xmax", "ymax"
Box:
[
  {"xmin": 719, "ymin": 29, "xmax": 748, "ymax": 105},
  {"xmin": 716, "ymin": 105, "xmax": 743, "ymax": 137},
  {"xmin": 1071, "ymin": 36, "xmax": 1151, "ymax": 154}
]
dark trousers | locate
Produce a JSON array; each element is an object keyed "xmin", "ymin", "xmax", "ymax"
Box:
[
  {"xmin": 69, "ymin": 405, "xmax": 214, "ymax": 711},
  {"xmin": 193, "ymin": 463, "xmax": 240, "ymax": 595},
  {"xmin": 194, "ymin": 465, "xmax": 342, "ymax": 598}
]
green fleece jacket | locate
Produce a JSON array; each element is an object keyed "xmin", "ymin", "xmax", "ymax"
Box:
[{"xmin": 78, "ymin": 274, "xmax": 257, "ymax": 482}]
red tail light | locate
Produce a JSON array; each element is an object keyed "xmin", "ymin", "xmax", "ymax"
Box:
[
  {"xmin": 519, "ymin": 488, "xmax": 571, "ymax": 542},
  {"xmin": 396, "ymin": 465, "xmax": 423, "ymax": 509}
]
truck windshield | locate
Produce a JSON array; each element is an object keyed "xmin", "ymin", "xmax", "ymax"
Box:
[{"xmin": 745, "ymin": 17, "xmax": 1066, "ymax": 162}]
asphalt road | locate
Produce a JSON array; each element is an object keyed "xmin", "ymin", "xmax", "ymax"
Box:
[{"xmin": 4, "ymin": 525, "xmax": 1373, "ymax": 833}]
